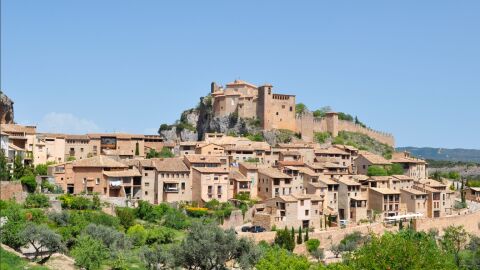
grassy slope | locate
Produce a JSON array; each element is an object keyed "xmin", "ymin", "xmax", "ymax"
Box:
[
  {"xmin": 0, "ymin": 247, "xmax": 50, "ymax": 270},
  {"xmin": 333, "ymin": 131, "xmax": 394, "ymax": 159}
]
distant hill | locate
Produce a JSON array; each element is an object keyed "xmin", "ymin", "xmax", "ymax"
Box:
[{"xmin": 397, "ymin": 147, "xmax": 480, "ymax": 163}]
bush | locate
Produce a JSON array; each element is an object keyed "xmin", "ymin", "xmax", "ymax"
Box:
[
  {"xmin": 246, "ymin": 133, "xmax": 264, "ymax": 142},
  {"xmin": 185, "ymin": 207, "xmax": 209, "ymax": 217},
  {"xmin": 387, "ymin": 164, "xmax": 405, "ymax": 175},
  {"xmin": 24, "ymin": 193, "xmax": 50, "ymax": 208},
  {"xmin": 127, "ymin": 224, "xmax": 148, "ymax": 246},
  {"xmin": 115, "ymin": 207, "xmax": 136, "ymax": 229},
  {"xmin": 72, "ymin": 235, "xmax": 108, "ymax": 270},
  {"xmin": 58, "ymin": 194, "xmax": 98, "ymax": 210},
  {"xmin": 367, "ymin": 166, "xmax": 388, "ymax": 176},
  {"xmin": 146, "ymin": 226, "xmax": 176, "ymax": 245},
  {"xmin": 274, "ymin": 228, "xmax": 295, "ymax": 252},
  {"xmin": 314, "ymin": 132, "xmax": 331, "ymax": 144},
  {"xmin": 20, "ymin": 175, "xmax": 37, "ymax": 193},
  {"xmin": 306, "ymin": 239, "xmax": 320, "ymax": 253}
]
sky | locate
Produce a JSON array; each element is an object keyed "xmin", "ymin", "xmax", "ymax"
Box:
[{"xmin": 1, "ymin": 1, "xmax": 480, "ymax": 149}]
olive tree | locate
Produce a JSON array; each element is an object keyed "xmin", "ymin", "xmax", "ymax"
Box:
[{"xmin": 20, "ymin": 223, "xmax": 65, "ymax": 262}]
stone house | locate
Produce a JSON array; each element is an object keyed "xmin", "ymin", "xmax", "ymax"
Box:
[
  {"xmin": 257, "ymin": 168, "xmax": 294, "ymax": 200},
  {"xmin": 191, "ymin": 167, "xmax": 230, "ymax": 203},
  {"xmin": 368, "ymin": 187, "xmax": 401, "ymax": 218},
  {"xmin": 355, "ymin": 150, "xmax": 392, "ymax": 175}
]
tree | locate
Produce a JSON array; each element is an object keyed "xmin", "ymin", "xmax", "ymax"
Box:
[
  {"xmin": 274, "ymin": 228, "xmax": 295, "ymax": 252},
  {"xmin": 442, "ymin": 225, "xmax": 469, "ymax": 267},
  {"xmin": 295, "ymin": 103, "xmax": 308, "ymax": 115},
  {"xmin": 171, "ymin": 220, "xmax": 261, "ymax": 270},
  {"xmin": 0, "ymin": 151, "xmax": 10, "ymax": 180},
  {"xmin": 71, "ymin": 235, "xmax": 108, "ymax": 270},
  {"xmin": 20, "ymin": 175, "xmax": 37, "ymax": 193},
  {"xmin": 13, "ymin": 155, "xmax": 24, "ymax": 179},
  {"xmin": 387, "ymin": 164, "xmax": 404, "ymax": 175},
  {"xmin": 256, "ymin": 247, "xmax": 310, "ymax": 270},
  {"xmin": 127, "ymin": 224, "xmax": 148, "ymax": 246},
  {"xmin": 24, "ymin": 193, "xmax": 50, "ymax": 208},
  {"xmin": 115, "ymin": 207, "xmax": 135, "ymax": 229},
  {"xmin": 34, "ymin": 164, "xmax": 49, "ymax": 176},
  {"xmin": 304, "ymin": 228, "xmax": 309, "ymax": 242},
  {"xmin": 347, "ymin": 230, "xmax": 456, "ymax": 270},
  {"xmin": 306, "ymin": 239, "xmax": 320, "ymax": 253},
  {"xmin": 140, "ymin": 244, "xmax": 172, "ymax": 270},
  {"xmin": 146, "ymin": 147, "xmax": 174, "ymax": 159},
  {"xmin": 367, "ymin": 165, "xmax": 388, "ymax": 176},
  {"xmin": 331, "ymin": 244, "xmax": 343, "ymax": 258},
  {"xmin": 82, "ymin": 224, "xmax": 131, "ymax": 251},
  {"xmin": 297, "ymin": 226, "xmax": 303, "ymax": 244},
  {"xmin": 20, "ymin": 223, "xmax": 65, "ymax": 262}
]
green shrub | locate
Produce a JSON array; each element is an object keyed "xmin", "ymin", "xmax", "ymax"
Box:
[
  {"xmin": 306, "ymin": 239, "xmax": 320, "ymax": 253},
  {"xmin": 115, "ymin": 207, "xmax": 136, "ymax": 229},
  {"xmin": 127, "ymin": 224, "xmax": 147, "ymax": 246},
  {"xmin": 20, "ymin": 175, "xmax": 37, "ymax": 193},
  {"xmin": 367, "ymin": 166, "xmax": 388, "ymax": 176},
  {"xmin": 24, "ymin": 193, "xmax": 50, "ymax": 208},
  {"xmin": 314, "ymin": 132, "xmax": 331, "ymax": 144},
  {"xmin": 72, "ymin": 235, "xmax": 108, "ymax": 270}
]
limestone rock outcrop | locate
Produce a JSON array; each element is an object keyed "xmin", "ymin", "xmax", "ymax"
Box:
[{"xmin": 0, "ymin": 91, "xmax": 14, "ymax": 124}]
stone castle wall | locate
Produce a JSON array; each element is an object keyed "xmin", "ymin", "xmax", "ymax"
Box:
[
  {"xmin": 414, "ymin": 210, "xmax": 480, "ymax": 236},
  {"xmin": 297, "ymin": 112, "xmax": 395, "ymax": 147}
]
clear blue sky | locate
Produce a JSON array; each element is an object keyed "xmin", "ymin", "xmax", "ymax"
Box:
[{"xmin": 2, "ymin": 1, "xmax": 479, "ymax": 149}]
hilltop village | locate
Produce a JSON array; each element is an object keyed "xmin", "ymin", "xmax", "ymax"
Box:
[{"xmin": 2, "ymin": 80, "xmax": 467, "ymax": 231}]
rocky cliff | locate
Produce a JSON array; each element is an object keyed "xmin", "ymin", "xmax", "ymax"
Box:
[
  {"xmin": 158, "ymin": 95, "xmax": 298, "ymax": 145},
  {"xmin": 0, "ymin": 91, "xmax": 14, "ymax": 124}
]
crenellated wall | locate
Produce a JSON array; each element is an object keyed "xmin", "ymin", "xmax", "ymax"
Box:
[{"xmin": 296, "ymin": 112, "xmax": 395, "ymax": 147}]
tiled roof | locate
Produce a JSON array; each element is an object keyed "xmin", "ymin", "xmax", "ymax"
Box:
[
  {"xmin": 337, "ymin": 176, "xmax": 361, "ymax": 186},
  {"xmin": 153, "ymin": 158, "xmax": 189, "ymax": 172},
  {"xmin": 1, "ymin": 124, "xmax": 36, "ymax": 135},
  {"xmin": 104, "ymin": 168, "xmax": 141, "ymax": 177},
  {"xmin": 72, "ymin": 156, "xmax": 128, "ymax": 168},
  {"xmin": 369, "ymin": 187, "xmax": 400, "ymax": 194},
  {"xmin": 315, "ymin": 147, "xmax": 349, "ymax": 155},
  {"xmin": 358, "ymin": 151, "xmax": 392, "ymax": 165},
  {"xmin": 87, "ymin": 133, "xmax": 144, "ymax": 140},
  {"xmin": 184, "ymin": 154, "xmax": 225, "ymax": 164},
  {"xmin": 392, "ymin": 175, "xmax": 413, "ymax": 180},
  {"xmin": 230, "ymin": 169, "xmax": 248, "ymax": 181},
  {"xmin": 400, "ymin": 188, "xmax": 427, "ymax": 195},
  {"xmin": 258, "ymin": 168, "xmax": 292, "ymax": 179},
  {"xmin": 193, "ymin": 167, "xmax": 229, "ymax": 174}
]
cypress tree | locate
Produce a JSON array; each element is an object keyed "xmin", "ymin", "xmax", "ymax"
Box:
[
  {"xmin": 304, "ymin": 227, "xmax": 309, "ymax": 242},
  {"xmin": 297, "ymin": 226, "xmax": 303, "ymax": 244}
]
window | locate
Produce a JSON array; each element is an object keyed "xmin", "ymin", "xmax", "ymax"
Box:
[
  {"xmin": 181, "ymin": 182, "xmax": 185, "ymax": 190},
  {"xmin": 145, "ymin": 173, "xmax": 148, "ymax": 176},
  {"xmin": 305, "ymin": 210, "xmax": 309, "ymax": 216},
  {"xmin": 300, "ymin": 200, "xmax": 304, "ymax": 206},
  {"xmin": 96, "ymin": 178, "xmax": 100, "ymax": 185},
  {"xmin": 145, "ymin": 182, "xmax": 150, "ymax": 187},
  {"xmin": 145, "ymin": 191, "xmax": 148, "ymax": 195},
  {"xmin": 290, "ymin": 106, "xmax": 293, "ymax": 111}
]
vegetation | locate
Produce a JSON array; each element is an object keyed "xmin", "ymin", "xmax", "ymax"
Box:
[
  {"xmin": 333, "ymin": 131, "xmax": 394, "ymax": 159},
  {"xmin": 314, "ymin": 132, "xmax": 331, "ymax": 144},
  {"xmin": 0, "ymin": 151, "xmax": 10, "ymax": 180},
  {"xmin": 146, "ymin": 147, "xmax": 174, "ymax": 159},
  {"xmin": 0, "ymin": 247, "xmax": 49, "ymax": 270},
  {"xmin": 295, "ymin": 103, "xmax": 307, "ymax": 115},
  {"xmin": 24, "ymin": 193, "xmax": 50, "ymax": 208},
  {"xmin": 273, "ymin": 227, "xmax": 295, "ymax": 252},
  {"xmin": 367, "ymin": 165, "xmax": 388, "ymax": 176},
  {"xmin": 21, "ymin": 175, "xmax": 38, "ymax": 193},
  {"xmin": 246, "ymin": 132, "xmax": 265, "ymax": 142}
]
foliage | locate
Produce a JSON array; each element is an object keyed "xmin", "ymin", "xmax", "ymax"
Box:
[
  {"xmin": 72, "ymin": 235, "xmax": 109, "ymax": 270},
  {"xmin": 20, "ymin": 223, "xmax": 65, "ymax": 261},
  {"xmin": 82, "ymin": 223, "xmax": 131, "ymax": 251},
  {"xmin": 441, "ymin": 225, "xmax": 469, "ymax": 267},
  {"xmin": 146, "ymin": 147, "xmax": 174, "ymax": 159},
  {"xmin": 185, "ymin": 207, "xmax": 209, "ymax": 217},
  {"xmin": 386, "ymin": 163, "xmax": 404, "ymax": 175},
  {"xmin": 367, "ymin": 165, "xmax": 388, "ymax": 176},
  {"xmin": 127, "ymin": 224, "xmax": 148, "ymax": 246},
  {"xmin": 245, "ymin": 157, "xmax": 260, "ymax": 163},
  {"xmin": 13, "ymin": 155, "xmax": 25, "ymax": 180},
  {"xmin": 314, "ymin": 132, "xmax": 331, "ymax": 144},
  {"xmin": 274, "ymin": 227, "xmax": 295, "ymax": 252},
  {"xmin": 67, "ymin": 156, "xmax": 76, "ymax": 161},
  {"xmin": 34, "ymin": 164, "xmax": 49, "ymax": 176},
  {"xmin": 0, "ymin": 247, "xmax": 49, "ymax": 270},
  {"xmin": 337, "ymin": 112, "xmax": 354, "ymax": 122},
  {"xmin": 0, "ymin": 151, "xmax": 11, "ymax": 180},
  {"xmin": 159, "ymin": 124, "xmax": 172, "ymax": 132},
  {"xmin": 345, "ymin": 230, "xmax": 457, "ymax": 270},
  {"xmin": 306, "ymin": 239, "xmax": 320, "ymax": 253},
  {"xmin": 21, "ymin": 175, "xmax": 37, "ymax": 193},
  {"xmin": 313, "ymin": 106, "xmax": 332, "ymax": 118},
  {"xmin": 140, "ymin": 244, "xmax": 172, "ymax": 270},
  {"xmin": 256, "ymin": 247, "xmax": 310, "ymax": 270},
  {"xmin": 295, "ymin": 103, "xmax": 307, "ymax": 115},
  {"xmin": 246, "ymin": 132, "xmax": 265, "ymax": 142},
  {"xmin": 333, "ymin": 131, "xmax": 394, "ymax": 158},
  {"xmin": 171, "ymin": 220, "xmax": 262, "ymax": 270},
  {"xmin": 297, "ymin": 226, "xmax": 303, "ymax": 244},
  {"xmin": 58, "ymin": 194, "xmax": 99, "ymax": 210},
  {"xmin": 115, "ymin": 207, "xmax": 136, "ymax": 229},
  {"xmin": 145, "ymin": 226, "xmax": 176, "ymax": 245},
  {"xmin": 24, "ymin": 193, "xmax": 50, "ymax": 208}
]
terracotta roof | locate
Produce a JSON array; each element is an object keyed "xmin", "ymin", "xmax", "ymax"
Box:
[
  {"xmin": 298, "ymin": 167, "xmax": 318, "ymax": 176},
  {"xmin": 230, "ymin": 170, "xmax": 248, "ymax": 181},
  {"xmin": 315, "ymin": 147, "xmax": 349, "ymax": 155},
  {"xmin": 277, "ymin": 195, "xmax": 298, "ymax": 202},
  {"xmin": 184, "ymin": 154, "xmax": 225, "ymax": 164},
  {"xmin": 368, "ymin": 176, "xmax": 392, "ymax": 181},
  {"xmin": 337, "ymin": 176, "xmax": 361, "ymax": 186},
  {"xmin": 225, "ymin": 80, "xmax": 258, "ymax": 89},
  {"xmin": 401, "ymin": 188, "xmax": 427, "ymax": 195},
  {"xmin": 1, "ymin": 124, "xmax": 36, "ymax": 135},
  {"xmin": 369, "ymin": 187, "xmax": 400, "ymax": 195},
  {"xmin": 193, "ymin": 167, "xmax": 229, "ymax": 174},
  {"xmin": 335, "ymin": 144, "xmax": 359, "ymax": 152},
  {"xmin": 153, "ymin": 158, "xmax": 189, "ymax": 172},
  {"xmin": 307, "ymin": 163, "xmax": 325, "ymax": 170},
  {"xmin": 278, "ymin": 161, "xmax": 305, "ymax": 167},
  {"xmin": 65, "ymin": 134, "xmax": 90, "ymax": 140},
  {"xmin": 104, "ymin": 168, "xmax": 141, "ymax": 177},
  {"xmin": 87, "ymin": 133, "xmax": 144, "ymax": 140},
  {"xmin": 72, "ymin": 156, "xmax": 128, "ymax": 168},
  {"xmin": 318, "ymin": 176, "xmax": 338, "ymax": 185},
  {"xmin": 258, "ymin": 168, "xmax": 292, "ymax": 179},
  {"xmin": 391, "ymin": 157, "xmax": 426, "ymax": 164},
  {"xmin": 358, "ymin": 151, "xmax": 392, "ymax": 165},
  {"xmin": 239, "ymin": 162, "xmax": 267, "ymax": 170}
]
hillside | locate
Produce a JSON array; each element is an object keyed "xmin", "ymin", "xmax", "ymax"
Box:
[
  {"xmin": 0, "ymin": 90, "xmax": 14, "ymax": 124},
  {"xmin": 397, "ymin": 147, "xmax": 480, "ymax": 163}
]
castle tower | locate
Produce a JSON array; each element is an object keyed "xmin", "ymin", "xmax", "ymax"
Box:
[
  {"xmin": 211, "ymin": 82, "xmax": 219, "ymax": 94},
  {"xmin": 257, "ymin": 84, "xmax": 273, "ymax": 130},
  {"xmin": 325, "ymin": 112, "xmax": 339, "ymax": 137}
]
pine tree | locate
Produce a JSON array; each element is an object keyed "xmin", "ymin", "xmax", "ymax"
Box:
[
  {"xmin": 297, "ymin": 226, "xmax": 303, "ymax": 244},
  {"xmin": 304, "ymin": 228, "xmax": 309, "ymax": 242},
  {"xmin": 0, "ymin": 151, "xmax": 10, "ymax": 180},
  {"xmin": 13, "ymin": 155, "xmax": 24, "ymax": 180}
]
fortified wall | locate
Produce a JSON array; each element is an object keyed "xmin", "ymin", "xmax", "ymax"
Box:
[{"xmin": 296, "ymin": 112, "xmax": 395, "ymax": 147}]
